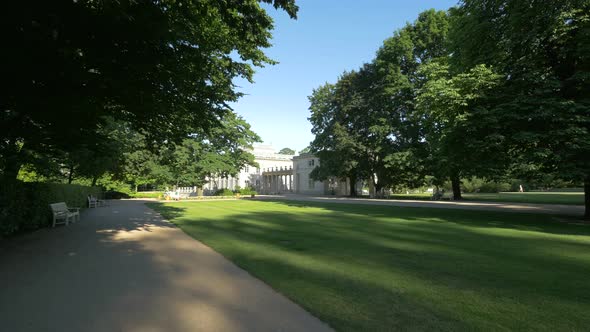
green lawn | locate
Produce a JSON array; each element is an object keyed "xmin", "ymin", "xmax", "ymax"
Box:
[
  {"xmin": 390, "ymin": 191, "xmax": 585, "ymax": 205},
  {"xmin": 148, "ymin": 200, "xmax": 590, "ymax": 331}
]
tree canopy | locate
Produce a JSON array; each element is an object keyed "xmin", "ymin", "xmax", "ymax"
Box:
[
  {"xmin": 308, "ymin": 3, "xmax": 590, "ymax": 218},
  {"xmin": 0, "ymin": 0, "xmax": 297, "ymax": 181},
  {"xmin": 279, "ymin": 148, "xmax": 296, "ymax": 155}
]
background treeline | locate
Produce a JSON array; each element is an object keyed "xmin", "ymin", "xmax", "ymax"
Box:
[
  {"xmin": 308, "ymin": 1, "xmax": 590, "ymax": 218},
  {"xmin": 0, "ymin": 0, "xmax": 298, "ymax": 235}
]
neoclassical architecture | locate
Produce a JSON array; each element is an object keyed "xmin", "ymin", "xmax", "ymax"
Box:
[
  {"xmin": 262, "ymin": 153, "xmax": 357, "ymax": 195},
  {"xmin": 203, "ymin": 144, "xmax": 293, "ymax": 194},
  {"xmin": 203, "ymin": 144, "xmax": 358, "ymax": 196}
]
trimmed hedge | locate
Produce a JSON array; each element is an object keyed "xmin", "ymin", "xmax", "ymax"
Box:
[
  {"xmin": 215, "ymin": 188, "xmax": 235, "ymax": 196},
  {"xmin": 0, "ymin": 181, "xmax": 101, "ymax": 237}
]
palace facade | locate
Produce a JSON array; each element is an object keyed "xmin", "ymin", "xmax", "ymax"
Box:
[{"xmin": 203, "ymin": 144, "xmax": 358, "ymax": 195}]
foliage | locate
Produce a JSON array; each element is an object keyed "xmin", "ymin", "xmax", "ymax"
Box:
[
  {"xmin": 0, "ymin": 181, "xmax": 101, "ymax": 236},
  {"xmin": 449, "ymin": 0, "xmax": 590, "ymax": 216},
  {"xmin": 416, "ymin": 61, "xmax": 505, "ymax": 194},
  {"xmin": 309, "ymin": 10, "xmax": 451, "ymax": 197},
  {"xmin": 299, "ymin": 146, "xmax": 311, "ymax": 154},
  {"xmin": 279, "ymin": 147, "xmax": 296, "ymax": 155},
  {"xmin": 238, "ymin": 187, "xmax": 258, "ymax": 195},
  {"xmin": 1, "ymin": 0, "xmax": 297, "ymax": 182},
  {"xmin": 461, "ymin": 177, "xmax": 511, "ymax": 193},
  {"xmin": 214, "ymin": 188, "xmax": 235, "ymax": 196},
  {"xmin": 162, "ymin": 111, "xmax": 260, "ymax": 187}
]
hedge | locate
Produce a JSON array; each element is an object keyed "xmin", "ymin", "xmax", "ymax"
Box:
[{"xmin": 0, "ymin": 181, "xmax": 102, "ymax": 237}]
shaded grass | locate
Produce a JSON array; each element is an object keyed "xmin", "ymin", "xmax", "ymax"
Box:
[
  {"xmin": 148, "ymin": 200, "xmax": 590, "ymax": 331},
  {"xmin": 390, "ymin": 192, "xmax": 584, "ymax": 205}
]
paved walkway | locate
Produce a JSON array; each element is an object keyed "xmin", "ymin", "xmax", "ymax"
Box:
[
  {"xmin": 0, "ymin": 200, "xmax": 332, "ymax": 332},
  {"xmin": 256, "ymin": 194, "xmax": 585, "ymax": 217}
]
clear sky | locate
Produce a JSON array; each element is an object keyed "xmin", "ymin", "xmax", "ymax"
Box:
[{"xmin": 230, "ymin": 0, "xmax": 458, "ymax": 153}]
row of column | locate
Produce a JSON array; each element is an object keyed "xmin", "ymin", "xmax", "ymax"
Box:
[{"xmin": 263, "ymin": 174, "xmax": 293, "ymax": 194}]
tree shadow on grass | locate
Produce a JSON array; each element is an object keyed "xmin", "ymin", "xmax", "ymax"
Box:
[
  {"xmin": 154, "ymin": 199, "xmax": 590, "ymax": 331},
  {"xmin": 263, "ymin": 199, "xmax": 590, "ymax": 237},
  {"xmin": 145, "ymin": 202, "xmax": 187, "ymax": 221}
]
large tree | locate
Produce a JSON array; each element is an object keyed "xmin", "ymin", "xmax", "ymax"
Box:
[
  {"xmin": 308, "ymin": 81, "xmax": 364, "ymax": 196},
  {"xmin": 0, "ymin": 0, "xmax": 297, "ymax": 181},
  {"xmin": 450, "ymin": 0, "xmax": 590, "ymax": 218},
  {"xmin": 308, "ymin": 9, "xmax": 452, "ymax": 197},
  {"xmin": 416, "ymin": 62, "xmax": 505, "ymax": 198}
]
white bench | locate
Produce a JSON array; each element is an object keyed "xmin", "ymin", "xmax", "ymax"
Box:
[
  {"xmin": 49, "ymin": 202, "xmax": 80, "ymax": 227},
  {"xmin": 87, "ymin": 195, "xmax": 106, "ymax": 208}
]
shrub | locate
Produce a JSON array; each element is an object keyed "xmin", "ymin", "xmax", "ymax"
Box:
[
  {"xmin": 239, "ymin": 187, "xmax": 257, "ymax": 195},
  {"xmin": 0, "ymin": 181, "xmax": 101, "ymax": 237},
  {"xmin": 214, "ymin": 188, "xmax": 234, "ymax": 196},
  {"xmin": 462, "ymin": 177, "xmax": 511, "ymax": 193},
  {"xmin": 104, "ymin": 190, "xmax": 131, "ymax": 199}
]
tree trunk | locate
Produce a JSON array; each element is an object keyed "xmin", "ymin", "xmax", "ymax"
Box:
[
  {"xmin": 585, "ymin": 176, "xmax": 590, "ymax": 221},
  {"xmin": 68, "ymin": 165, "xmax": 75, "ymax": 184},
  {"xmin": 91, "ymin": 176, "xmax": 98, "ymax": 187},
  {"xmin": 369, "ymin": 176, "xmax": 376, "ymax": 199},
  {"xmin": 375, "ymin": 181, "xmax": 384, "ymax": 199},
  {"xmin": 451, "ymin": 174, "xmax": 462, "ymax": 200},
  {"xmin": 349, "ymin": 174, "xmax": 357, "ymax": 197}
]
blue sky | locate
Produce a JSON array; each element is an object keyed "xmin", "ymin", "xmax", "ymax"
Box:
[{"xmin": 231, "ymin": 0, "xmax": 458, "ymax": 153}]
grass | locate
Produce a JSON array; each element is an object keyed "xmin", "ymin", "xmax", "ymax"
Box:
[
  {"xmin": 148, "ymin": 200, "xmax": 590, "ymax": 331},
  {"xmin": 390, "ymin": 191, "xmax": 585, "ymax": 205}
]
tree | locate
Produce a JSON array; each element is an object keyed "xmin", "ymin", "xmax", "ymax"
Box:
[
  {"xmin": 416, "ymin": 62, "xmax": 504, "ymax": 199},
  {"xmin": 279, "ymin": 148, "xmax": 296, "ymax": 155},
  {"xmin": 163, "ymin": 112, "xmax": 261, "ymax": 187},
  {"xmin": 299, "ymin": 146, "xmax": 312, "ymax": 154},
  {"xmin": 450, "ymin": 0, "xmax": 590, "ymax": 218},
  {"xmin": 308, "ymin": 82, "xmax": 364, "ymax": 196},
  {"xmin": 0, "ymin": 0, "xmax": 298, "ymax": 181},
  {"xmin": 308, "ymin": 10, "xmax": 453, "ymax": 198}
]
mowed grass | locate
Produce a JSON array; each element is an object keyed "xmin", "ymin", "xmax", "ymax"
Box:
[
  {"xmin": 390, "ymin": 191, "xmax": 584, "ymax": 205},
  {"xmin": 148, "ymin": 200, "xmax": 590, "ymax": 331}
]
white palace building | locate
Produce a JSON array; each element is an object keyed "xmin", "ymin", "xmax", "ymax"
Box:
[{"xmin": 203, "ymin": 144, "xmax": 355, "ymax": 195}]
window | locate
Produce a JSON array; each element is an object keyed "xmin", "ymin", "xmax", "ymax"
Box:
[
  {"xmin": 308, "ymin": 159, "xmax": 315, "ymax": 167},
  {"xmin": 245, "ymin": 166, "xmax": 250, "ymax": 173},
  {"xmin": 308, "ymin": 178, "xmax": 315, "ymax": 189}
]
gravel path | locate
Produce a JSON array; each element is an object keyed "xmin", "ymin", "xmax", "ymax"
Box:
[{"xmin": 0, "ymin": 200, "xmax": 332, "ymax": 332}]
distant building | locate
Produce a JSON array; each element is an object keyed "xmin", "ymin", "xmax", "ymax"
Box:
[
  {"xmin": 203, "ymin": 144, "xmax": 293, "ymax": 194},
  {"xmin": 292, "ymin": 153, "xmax": 324, "ymax": 195},
  {"xmin": 203, "ymin": 144, "xmax": 359, "ymax": 196}
]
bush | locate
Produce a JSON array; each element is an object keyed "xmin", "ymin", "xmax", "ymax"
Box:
[
  {"xmin": 0, "ymin": 181, "xmax": 102, "ymax": 237},
  {"xmin": 103, "ymin": 190, "xmax": 131, "ymax": 199},
  {"xmin": 239, "ymin": 187, "xmax": 257, "ymax": 195},
  {"xmin": 461, "ymin": 177, "xmax": 511, "ymax": 193},
  {"xmin": 214, "ymin": 188, "xmax": 234, "ymax": 196}
]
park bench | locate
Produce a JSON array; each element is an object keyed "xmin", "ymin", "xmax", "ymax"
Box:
[
  {"xmin": 87, "ymin": 195, "xmax": 106, "ymax": 208},
  {"xmin": 49, "ymin": 202, "xmax": 80, "ymax": 227}
]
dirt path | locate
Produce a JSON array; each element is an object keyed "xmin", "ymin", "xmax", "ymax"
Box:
[
  {"xmin": 255, "ymin": 194, "xmax": 585, "ymax": 217},
  {"xmin": 0, "ymin": 200, "xmax": 332, "ymax": 332}
]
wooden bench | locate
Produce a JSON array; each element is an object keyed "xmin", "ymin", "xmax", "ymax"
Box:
[{"xmin": 49, "ymin": 202, "xmax": 80, "ymax": 227}]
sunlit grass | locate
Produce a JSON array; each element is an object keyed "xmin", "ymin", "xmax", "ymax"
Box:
[
  {"xmin": 390, "ymin": 191, "xmax": 584, "ymax": 205},
  {"xmin": 149, "ymin": 200, "xmax": 590, "ymax": 331}
]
